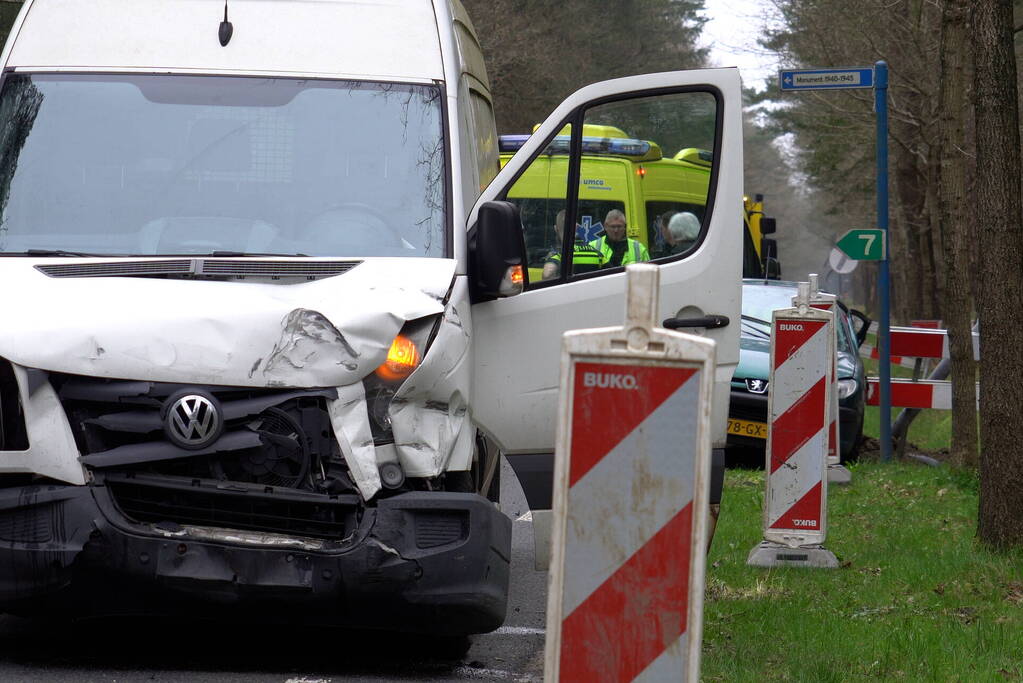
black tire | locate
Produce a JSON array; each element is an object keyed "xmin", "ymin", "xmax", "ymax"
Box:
[{"xmin": 841, "ymin": 415, "xmax": 865, "ymax": 464}]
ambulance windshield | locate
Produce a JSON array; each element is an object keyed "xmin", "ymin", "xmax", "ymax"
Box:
[{"xmin": 0, "ymin": 74, "xmax": 447, "ymax": 258}]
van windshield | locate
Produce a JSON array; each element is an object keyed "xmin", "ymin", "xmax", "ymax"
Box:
[{"xmin": 0, "ymin": 74, "xmax": 447, "ymax": 258}]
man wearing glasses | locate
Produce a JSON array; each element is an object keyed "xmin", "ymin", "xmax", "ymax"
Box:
[{"xmin": 589, "ymin": 209, "xmax": 649, "ymax": 268}]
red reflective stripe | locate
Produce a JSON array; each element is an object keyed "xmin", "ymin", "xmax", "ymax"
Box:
[
  {"xmin": 890, "ymin": 329, "xmax": 944, "ymax": 358},
  {"xmin": 769, "ymin": 481, "xmax": 822, "ymax": 531},
  {"xmin": 773, "ymin": 319, "xmax": 827, "ymax": 370},
  {"xmin": 865, "ymin": 380, "xmax": 934, "ymax": 408},
  {"xmin": 569, "ymin": 363, "xmax": 696, "ymax": 487},
  {"xmin": 560, "ymin": 503, "xmax": 692, "ymax": 682},
  {"xmin": 770, "ymin": 376, "xmax": 827, "ymax": 473}
]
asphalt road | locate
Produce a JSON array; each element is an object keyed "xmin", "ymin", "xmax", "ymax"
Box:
[{"xmin": 0, "ymin": 458, "xmax": 547, "ymax": 682}]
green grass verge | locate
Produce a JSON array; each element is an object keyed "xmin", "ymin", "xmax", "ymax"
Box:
[
  {"xmin": 703, "ymin": 463, "xmax": 1023, "ymax": 681},
  {"xmin": 863, "ymin": 407, "xmax": 952, "ymax": 453}
]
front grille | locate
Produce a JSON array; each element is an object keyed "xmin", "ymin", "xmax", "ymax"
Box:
[
  {"xmin": 0, "ymin": 505, "xmax": 53, "ymax": 543},
  {"xmin": 55, "ymin": 376, "xmax": 337, "ymax": 465},
  {"xmin": 729, "ymin": 393, "xmax": 768, "ymax": 423},
  {"xmin": 198, "ymin": 260, "xmax": 361, "ymax": 278},
  {"xmin": 36, "ymin": 258, "xmax": 361, "ymax": 280},
  {"xmin": 54, "ymin": 374, "xmax": 360, "ymax": 537},
  {"xmin": 415, "ymin": 511, "xmax": 468, "ymax": 548},
  {"xmin": 106, "ymin": 475, "xmax": 358, "ymax": 540},
  {"xmin": 36, "ymin": 260, "xmax": 193, "ymax": 278}
]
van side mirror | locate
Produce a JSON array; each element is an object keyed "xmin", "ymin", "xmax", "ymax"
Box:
[
  {"xmin": 849, "ymin": 308, "xmax": 872, "ymax": 347},
  {"xmin": 469, "ymin": 201, "xmax": 528, "ymax": 302},
  {"xmin": 760, "ymin": 216, "xmax": 776, "ymax": 235}
]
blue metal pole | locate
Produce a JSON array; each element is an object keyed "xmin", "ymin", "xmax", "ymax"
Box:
[{"xmin": 875, "ymin": 61, "xmax": 892, "ymax": 462}]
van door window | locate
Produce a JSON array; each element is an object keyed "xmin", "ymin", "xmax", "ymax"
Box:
[
  {"xmin": 468, "ymin": 91, "xmax": 500, "ymax": 191},
  {"xmin": 646, "ymin": 201, "xmax": 706, "ymax": 259},
  {"xmin": 502, "ymin": 125, "xmax": 572, "ymax": 285},
  {"xmin": 580, "ymin": 92, "xmax": 716, "ymax": 272},
  {"xmin": 496, "ymin": 89, "xmax": 718, "ymax": 284}
]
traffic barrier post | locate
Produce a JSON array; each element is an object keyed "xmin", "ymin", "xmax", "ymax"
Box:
[
  {"xmin": 748, "ymin": 282, "xmax": 839, "ymax": 569},
  {"xmin": 803, "ymin": 274, "xmax": 851, "ymax": 485},
  {"xmin": 545, "ymin": 264, "xmax": 715, "ymax": 683},
  {"xmin": 865, "ymin": 325, "xmax": 979, "ymax": 410}
]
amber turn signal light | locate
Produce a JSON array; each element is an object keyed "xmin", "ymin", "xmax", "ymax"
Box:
[{"xmin": 375, "ymin": 334, "xmax": 421, "ymax": 382}]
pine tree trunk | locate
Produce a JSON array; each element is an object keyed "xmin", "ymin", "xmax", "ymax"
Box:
[
  {"xmin": 972, "ymin": 0, "xmax": 1023, "ymax": 548},
  {"xmin": 938, "ymin": 0, "xmax": 978, "ymax": 468}
]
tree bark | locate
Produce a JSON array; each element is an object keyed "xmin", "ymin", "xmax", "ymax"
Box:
[
  {"xmin": 972, "ymin": 0, "xmax": 1023, "ymax": 547},
  {"xmin": 924, "ymin": 144, "xmax": 943, "ymax": 320},
  {"xmin": 893, "ymin": 150, "xmax": 927, "ymax": 323},
  {"xmin": 938, "ymin": 0, "xmax": 979, "ymax": 469}
]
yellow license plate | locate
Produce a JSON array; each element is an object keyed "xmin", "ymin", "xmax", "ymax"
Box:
[{"xmin": 728, "ymin": 418, "xmax": 767, "ymax": 439}]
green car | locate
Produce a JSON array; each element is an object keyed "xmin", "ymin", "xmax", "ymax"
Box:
[{"xmin": 728, "ymin": 279, "xmax": 871, "ymax": 462}]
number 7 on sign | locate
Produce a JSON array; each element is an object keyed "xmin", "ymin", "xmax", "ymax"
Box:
[{"xmin": 836, "ymin": 228, "xmax": 885, "ymax": 261}]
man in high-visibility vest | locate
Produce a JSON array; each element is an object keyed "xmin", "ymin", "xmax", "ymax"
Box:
[
  {"xmin": 589, "ymin": 208, "xmax": 649, "ymax": 268},
  {"xmin": 542, "ymin": 209, "xmax": 603, "ymax": 280}
]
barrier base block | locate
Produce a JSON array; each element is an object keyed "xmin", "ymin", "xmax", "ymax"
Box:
[
  {"xmin": 827, "ymin": 464, "xmax": 852, "ymax": 485},
  {"xmin": 746, "ymin": 541, "xmax": 839, "ymax": 569}
]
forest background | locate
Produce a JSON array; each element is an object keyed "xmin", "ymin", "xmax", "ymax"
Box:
[
  {"xmin": 464, "ymin": 0, "xmax": 1023, "ymax": 545},
  {"xmin": 465, "ymin": 0, "xmax": 1023, "ymax": 321}
]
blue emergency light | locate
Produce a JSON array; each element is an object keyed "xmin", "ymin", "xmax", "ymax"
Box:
[{"xmin": 498, "ymin": 134, "xmax": 652, "ymax": 158}]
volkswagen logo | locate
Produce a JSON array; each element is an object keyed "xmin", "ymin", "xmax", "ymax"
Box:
[
  {"xmin": 745, "ymin": 378, "xmax": 769, "ymax": 394},
  {"xmin": 164, "ymin": 392, "xmax": 223, "ymax": 449}
]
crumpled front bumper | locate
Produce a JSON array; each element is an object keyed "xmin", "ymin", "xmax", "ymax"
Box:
[{"xmin": 0, "ymin": 484, "xmax": 511, "ymax": 635}]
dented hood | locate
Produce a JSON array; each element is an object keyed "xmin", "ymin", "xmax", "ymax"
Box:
[{"xmin": 0, "ymin": 258, "xmax": 455, "ymax": 387}]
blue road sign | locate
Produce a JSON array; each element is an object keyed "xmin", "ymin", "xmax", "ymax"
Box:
[{"xmin": 779, "ymin": 67, "xmax": 874, "ymax": 91}]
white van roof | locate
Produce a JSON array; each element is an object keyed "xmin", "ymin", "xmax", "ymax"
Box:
[{"xmin": 7, "ymin": 0, "xmax": 445, "ymax": 82}]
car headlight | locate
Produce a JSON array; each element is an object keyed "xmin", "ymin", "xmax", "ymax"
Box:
[
  {"xmin": 363, "ymin": 315, "xmax": 440, "ymax": 443},
  {"xmin": 838, "ymin": 378, "xmax": 858, "ymax": 399}
]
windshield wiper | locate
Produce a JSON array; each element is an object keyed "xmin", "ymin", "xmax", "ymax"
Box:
[
  {"xmin": 741, "ymin": 314, "xmax": 773, "ymax": 327},
  {"xmin": 0, "ymin": 249, "xmax": 110, "ymax": 257},
  {"xmin": 741, "ymin": 323, "xmax": 771, "ymax": 340}
]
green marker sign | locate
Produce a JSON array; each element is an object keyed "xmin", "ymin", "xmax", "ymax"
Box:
[{"xmin": 836, "ymin": 228, "xmax": 885, "ymax": 261}]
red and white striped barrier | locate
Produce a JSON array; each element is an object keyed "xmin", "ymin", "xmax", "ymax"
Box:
[
  {"xmin": 863, "ymin": 322, "xmax": 980, "ymax": 409},
  {"xmin": 546, "ymin": 265, "xmax": 714, "ymax": 682},
  {"xmin": 860, "ymin": 326, "xmax": 979, "ymax": 365},
  {"xmin": 888, "ymin": 327, "xmax": 979, "ymax": 360},
  {"xmin": 749, "ymin": 283, "xmax": 837, "ymax": 568},
  {"xmin": 859, "ymin": 342, "xmax": 917, "ymax": 368},
  {"xmin": 866, "ymin": 378, "xmax": 977, "ymax": 410},
  {"xmin": 804, "ymin": 276, "xmax": 840, "ymax": 469}
]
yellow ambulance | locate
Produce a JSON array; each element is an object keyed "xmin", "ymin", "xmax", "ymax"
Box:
[{"xmin": 499, "ymin": 125, "xmax": 771, "ymax": 282}]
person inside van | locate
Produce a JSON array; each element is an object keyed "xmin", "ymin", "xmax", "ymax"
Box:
[
  {"xmin": 664, "ymin": 211, "xmax": 701, "ymax": 255},
  {"xmin": 542, "ymin": 209, "xmax": 603, "ymax": 280},
  {"xmin": 590, "ymin": 208, "xmax": 649, "ymax": 268}
]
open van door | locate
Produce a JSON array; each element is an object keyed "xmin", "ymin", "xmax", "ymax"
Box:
[{"xmin": 468, "ymin": 69, "xmax": 742, "ymax": 512}]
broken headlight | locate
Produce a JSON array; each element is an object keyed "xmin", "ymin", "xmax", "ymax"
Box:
[{"xmin": 364, "ymin": 315, "xmax": 439, "ymax": 444}]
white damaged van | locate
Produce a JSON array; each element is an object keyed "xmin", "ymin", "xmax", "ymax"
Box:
[{"xmin": 0, "ymin": 0, "xmax": 742, "ymax": 634}]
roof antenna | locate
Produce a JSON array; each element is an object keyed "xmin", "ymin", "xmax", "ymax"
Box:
[{"xmin": 219, "ymin": 1, "xmax": 233, "ymax": 46}]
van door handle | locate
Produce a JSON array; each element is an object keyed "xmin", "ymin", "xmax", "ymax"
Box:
[{"xmin": 662, "ymin": 315, "xmax": 730, "ymax": 330}]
